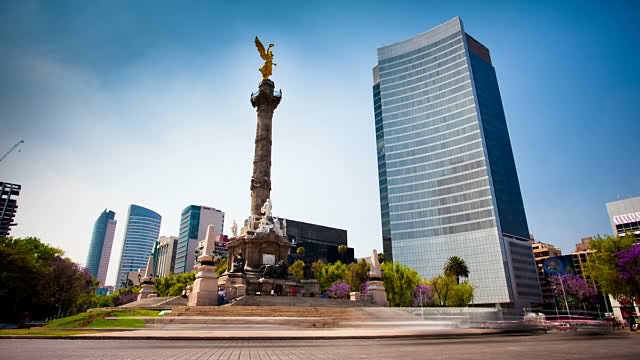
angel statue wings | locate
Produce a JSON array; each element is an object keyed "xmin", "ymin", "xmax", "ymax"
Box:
[{"xmin": 255, "ymin": 36, "xmax": 275, "ymax": 80}]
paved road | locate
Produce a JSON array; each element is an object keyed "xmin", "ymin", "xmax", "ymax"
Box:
[{"xmin": 1, "ymin": 333, "xmax": 639, "ymax": 359}]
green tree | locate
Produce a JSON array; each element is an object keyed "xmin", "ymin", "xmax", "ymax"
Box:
[
  {"xmin": 381, "ymin": 262, "xmax": 421, "ymax": 307},
  {"xmin": 337, "ymin": 245, "xmax": 348, "ymax": 262},
  {"xmin": 444, "ymin": 256, "xmax": 470, "ymax": 284},
  {"xmin": 0, "ymin": 237, "xmax": 95, "ymax": 322},
  {"xmin": 346, "ymin": 259, "xmax": 370, "ymax": 291},
  {"xmin": 431, "ymin": 275, "xmax": 474, "ymax": 306},
  {"xmin": 288, "ymin": 260, "xmax": 305, "ymax": 281},
  {"xmin": 216, "ymin": 257, "xmax": 228, "ymax": 277},
  {"xmin": 296, "ymin": 246, "xmax": 305, "ymax": 258},
  {"xmin": 155, "ymin": 272, "xmax": 196, "ymax": 296},
  {"xmin": 584, "ymin": 234, "xmax": 637, "ymax": 302},
  {"xmin": 315, "ymin": 261, "xmax": 348, "ymax": 291},
  {"xmin": 448, "ymin": 281, "xmax": 474, "ymax": 306},
  {"xmin": 431, "ymin": 275, "xmax": 455, "ymax": 306}
]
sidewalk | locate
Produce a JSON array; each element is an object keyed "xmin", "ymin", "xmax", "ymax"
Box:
[{"xmin": 69, "ymin": 326, "xmax": 502, "ymax": 340}]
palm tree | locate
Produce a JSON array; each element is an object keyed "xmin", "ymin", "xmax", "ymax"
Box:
[{"xmin": 444, "ymin": 256, "xmax": 469, "ymax": 284}]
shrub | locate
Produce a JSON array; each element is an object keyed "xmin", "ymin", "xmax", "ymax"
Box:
[
  {"xmin": 382, "ymin": 262, "xmax": 420, "ymax": 307},
  {"xmin": 414, "ymin": 284, "xmax": 434, "ymax": 306},
  {"xmin": 326, "ymin": 281, "xmax": 351, "ymax": 299}
]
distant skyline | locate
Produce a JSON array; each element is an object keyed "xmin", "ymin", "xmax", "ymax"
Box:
[{"xmin": 1, "ymin": 1, "xmax": 638, "ymax": 286}]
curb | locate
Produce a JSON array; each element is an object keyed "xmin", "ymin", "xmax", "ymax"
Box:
[{"xmin": 0, "ymin": 330, "xmax": 543, "ymax": 341}]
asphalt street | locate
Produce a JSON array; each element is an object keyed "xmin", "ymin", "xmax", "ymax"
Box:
[{"xmin": 1, "ymin": 333, "xmax": 639, "ymax": 360}]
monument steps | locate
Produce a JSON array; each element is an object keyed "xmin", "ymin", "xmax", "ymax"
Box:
[
  {"xmin": 169, "ymin": 305, "xmax": 368, "ymax": 321},
  {"xmin": 119, "ymin": 296, "xmax": 187, "ymax": 308},
  {"xmin": 230, "ymin": 295, "xmax": 372, "ymax": 307}
]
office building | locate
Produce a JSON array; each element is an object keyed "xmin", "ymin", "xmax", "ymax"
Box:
[
  {"xmin": 574, "ymin": 236, "xmax": 593, "ymax": 252},
  {"xmin": 373, "ymin": 17, "xmax": 540, "ymax": 306},
  {"xmin": 155, "ymin": 236, "xmax": 178, "ymax": 278},
  {"xmin": 174, "ymin": 205, "xmax": 224, "ymax": 273},
  {"xmin": 85, "ymin": 209, "xmax": 117, "ymax": 286},
  {"xmin": 0, "ymin": 182, "xmax": 21, "ymax": 237},
  {"xmin": 284, "ymin": 218, "xmax": 354, "ymax": 263},
  {"xmin": 531, "ymin": 240, "xmax": 562, "ymax": 304},
  {"xmin": 607, "ymin": 196, "xmax": 640, "ymax": 241},
  {"xmin": 115, "ymin": 205, "xmax": 161, "ymax": 288}
]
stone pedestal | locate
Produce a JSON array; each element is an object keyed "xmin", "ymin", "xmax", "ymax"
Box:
[
  {"xmin": 300, "ymin": 279, "xmax": 321, "ymax": 297},
  {"xmin": 187, "ymin": 264, "xmax": 218, "ymax": 306},
  {"xmin": 258, "ymin": 278, "xmax": 274, "ymax": 295},
  {"xmin": 350, "ymin": 292, "xmax": 361, "ymax": 301},
  {"xmin": 220, "ymin": 274, "xmax": 247, "ymax": 300},
  {"xmin": 225, "ymin": 230, "xmax": 290, "ymax": 296},
  {"xmin": 137, "ymin": 280, "xmax": 156, "ymax": 301},
  {"xmin": 226, "ymin": 231, "xmax": 290, "ymax": 273},
  {"xmin": 367, "ymin": 279, "xmax": 388, "ymax": 306}
]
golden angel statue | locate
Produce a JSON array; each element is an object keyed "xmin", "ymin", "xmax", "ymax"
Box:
[{"xmin": 255, "ymin": 36, "xmax": 275, "ymax": 80}]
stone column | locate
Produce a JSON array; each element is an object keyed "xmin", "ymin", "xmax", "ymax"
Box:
[
  {"xmin": 187, "ymin": 226, "xmax": 219, "ymax": 306},
  {"xmin": 137, "ymin": 256, "xmax": 157, "ymax": 301},
  {"xmin": 250, "ymin": 79, "xmax": 281, "ymax": 217}
]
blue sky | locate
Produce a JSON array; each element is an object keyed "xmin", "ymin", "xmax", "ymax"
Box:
[{"xmin": 1, "ymin": 1, "xmax": 638, "ymax": 286}]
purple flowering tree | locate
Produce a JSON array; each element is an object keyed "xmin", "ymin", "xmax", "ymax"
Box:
[
  {"xmin": 616, "ymin": 243, "xmax": 640, "ymax": 301},
  {"xmin": 550, "ymin": 273, "xmax": 598, "ymax": 308},
  {"xmin": 413, "ymin": 284, "xmax": 434, "ymax": 307},
  {"xmin": 326, "ymin": 281, "xmax": 351, "ymax": 299},
  {"xmin": 360, "ymin": 281, "xmax": 369, "ymax": 295}
]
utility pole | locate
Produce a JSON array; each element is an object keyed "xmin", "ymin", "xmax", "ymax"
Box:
[{"xmin": 0, "ymin": 140, "xmax": 24, "ymax": 164}]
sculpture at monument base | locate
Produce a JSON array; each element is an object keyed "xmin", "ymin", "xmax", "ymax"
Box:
[
  {"xmin": 259, "ymin": 259, "xmax": 288, "ymax": 279},
  {"xmin": 230, "ymin": 252, "xmax": 246, "ymax": 274}
]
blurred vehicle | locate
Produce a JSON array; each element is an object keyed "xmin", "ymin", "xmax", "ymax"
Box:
[{"xmin": 544, "ymin": 315, "xmax": 613, "ymax": 334}]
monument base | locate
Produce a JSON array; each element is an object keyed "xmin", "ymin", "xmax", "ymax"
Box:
[
  {"xmin": 219, "ymin": 273, "xmax": 247, "ymax": 301},
  {"xmin": 137, "ymin": 282, "xmax": 156, "ymax": 301},
  {"xmin": 367, "ymin": 279, "xmax": 387, "ymax": 306},
  {"xmin": 224, "ymin": 229, "xmax": 290, "ymax": 296},
  {"xmin": 188, "ymin": 264, "xmax": 218, "ymax": 306},
  {"xmin": 300, "ymin": 279, "xmax": 321, "ymax": 297},
  {"xmin": 226, "ymin": 230, "xmax": 290, "ymax": 273}
]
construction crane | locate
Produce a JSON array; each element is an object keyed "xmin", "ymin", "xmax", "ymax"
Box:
[{"xmin": 0, "ymin": 140, "xmax": 24, "ymax": 164}]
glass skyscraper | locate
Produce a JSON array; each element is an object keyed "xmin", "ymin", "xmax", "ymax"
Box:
[
  {"xmin": 373, "ymin": 17, "xmax": 540, "ymax": 306},
  {"xmin": 85, "ymin": 209, "xmax": 116, "ymax": 286},
  {"xmin": 174, "ymin": 205, "xmax": 224, "ymax": 274},
  {"xmin": 115, "ymin": 204, "xmax": 161, "ymax": 288}
]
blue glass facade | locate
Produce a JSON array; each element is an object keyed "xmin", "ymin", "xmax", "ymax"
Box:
[
  {"xmin": 174, "ymin": 205, "xmax": 201, "ymax": 274},
  {"xmin": 85, "ymin": 209, "xmax": 115, "ymax": 283},
  {"xmin": 115, "ymin": 204, "xmax": 161, "ymax": 288},
  {"xmin": 374, "ymin": 17, "xmax": 540, "ymax": 305},
  {"xmin": 173, "ymin": 205, "xmax": 224, "ymax": 274}
]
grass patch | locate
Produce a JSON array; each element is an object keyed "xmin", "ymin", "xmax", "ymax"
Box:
[
  {"xmin": 0, "ymin": 328, "xmax": 97, "ymax": 336},
  {"xmin": 45, "ymin": 309, "xmax": 111, "ymax": 329},
  {"xmin": 88, "ymin": 318, "xmax": 145, "ymax": 328},
  {"xmin": 44, "ymin": 308, "xmax": 158, "ymax": 329},
  {"xmin": 111, "ymin": 309, "xmax": 160, "ymax": 317}
]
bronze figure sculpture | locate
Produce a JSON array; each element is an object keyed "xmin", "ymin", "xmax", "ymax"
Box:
[{"xmin": 255, "ymin": 36, "xmax": 275, "ymax": 80}]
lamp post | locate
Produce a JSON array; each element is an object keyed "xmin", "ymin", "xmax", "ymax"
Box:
[{"xmin": 557, "ymin": 275, "xmax": 572, "ymax": 323}]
